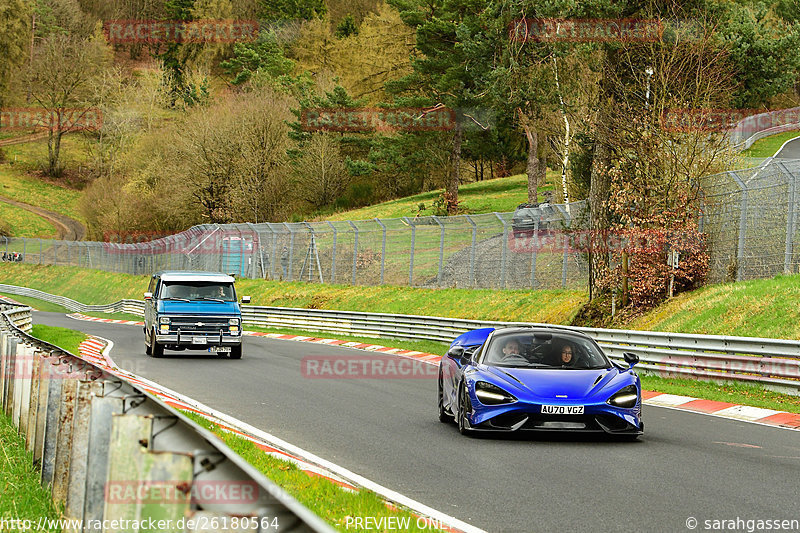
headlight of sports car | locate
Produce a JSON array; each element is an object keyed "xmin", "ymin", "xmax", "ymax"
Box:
[
  {"xmin": 607, "ymin": 385, "xmax": 639, "ymax": 408},
  {"xmin": 475, "ymin": 381, "xmax": 517, "ymax": 405}
]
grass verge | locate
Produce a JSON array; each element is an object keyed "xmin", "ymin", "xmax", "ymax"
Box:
[
  {"xmin": 0, "ymin": 201, "xmax": 57, "ymax": 238},
  {"xmin": 322, "ymin": 171, "xmax": 559, "ymax": 221},
  {"xmin": 640, "ymin": 375, "xmax": 800, "ymax": 414},
  {"xmin": 741, "ymin": 129, "xmax": 800, "ymax": 158},
  {"xmin": 30, "ymin": 324, "xmax": 87, "ymax": 355},
  {"xmin": 0, "ymin": 293, "xmax": 70, "ymax": 313},
  {"xmin": 0, "ymin": 264, "xmax": 586, "ymax": 324},
  {"xmin": 182, "ymin": 411, "xmax": 444, "ymax": 532},
  {"xmin": 0, "ymin": 411, "xmax": 63, "ymax": 531}
]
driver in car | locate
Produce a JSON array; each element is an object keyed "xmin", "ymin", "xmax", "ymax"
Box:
[{"xmin": 499, "ymin": 338, "xmax": 529, "ymax": 364}]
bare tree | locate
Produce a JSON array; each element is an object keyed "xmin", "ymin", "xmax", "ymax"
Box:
[
  {"xmin": 27, "ymin": 33, "xmax": 109, "ymax": 176},
  {"xmin": 293, "ymin": 134, "xmax": 350, "ymax": 209}
]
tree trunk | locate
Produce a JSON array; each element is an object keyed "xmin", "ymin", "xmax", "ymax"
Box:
[
  {"xmin": 522, "ymin": 122, "xmax": 540, "ymax": 204},
  {"xmin": 588, "ymin": 141, "xmax": 611, "ymax": 299},
  {"xmin": 446, "ymin": 120, "xmax": 463, "ymax": 215}
]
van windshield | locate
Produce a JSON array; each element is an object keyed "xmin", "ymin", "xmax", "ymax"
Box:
[{"xmin": 161, "ymin": 282, "xmax": 235, "ymax": 302}]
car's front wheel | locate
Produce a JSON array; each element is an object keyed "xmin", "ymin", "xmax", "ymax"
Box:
[
  {"xmin": 457, "ymin": 383, "xmax": 474, "ymax": 436},
  {"xmin": 438, "ymin": 373, "xmax": 453, "ymax": 423}
]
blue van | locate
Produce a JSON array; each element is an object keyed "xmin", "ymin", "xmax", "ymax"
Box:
[{"xmin": 143, "ymin": 271, "xmax": 250, "ymax": 359}]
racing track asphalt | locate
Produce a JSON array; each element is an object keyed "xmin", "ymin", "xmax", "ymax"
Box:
[
  {"xmin": 35, "ymin": 312, "xmax": 800, "ymax": 533},
  {"xmin": 774, "ymin": 136, "xmax": 800, "ymax": 159}
]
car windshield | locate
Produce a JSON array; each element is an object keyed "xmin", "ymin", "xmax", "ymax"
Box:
[
  {"xmin": 161, "ymin": 281, "xmax": 235, "ymax": 302},
  {"xmin": 480, "ymin": 332, "xmax": 610, "ymax": 370}
]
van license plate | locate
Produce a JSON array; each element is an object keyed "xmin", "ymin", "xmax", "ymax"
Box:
[{"xmin": 209, "ymin": 347, "xmax": 231, "ymax": 353}]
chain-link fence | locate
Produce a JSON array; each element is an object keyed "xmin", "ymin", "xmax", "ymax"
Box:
[
  {"xmin": 0, "ymin": 201, "xmax": 591, "ymax": 289},
  {"xmin": 701, "ymin": 158, "xmax": 800, "ymax": 282},
  {"xmin": 2, "ymin": 160, "xmax": 800, "ymax": 288}
]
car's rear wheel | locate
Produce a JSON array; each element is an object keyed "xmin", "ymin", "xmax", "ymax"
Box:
[
  {"xmin": 438, "ymin": 373, "xmax": 453, "ymax": 423},
  {"xmin": 150, "ymin": 329, "xmax": 164, "ymax": 358},
  {"xmin": 457, "ymin": 383, "xmax": 473, "ymax": 436},
  {"xmin": 229, "ymin": 345, "xmax": 242, "ymax": 359}
]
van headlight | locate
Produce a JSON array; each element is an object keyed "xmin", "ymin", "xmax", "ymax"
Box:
[
  {"xmin": 229, "ymin": 318, "xmax": 240, "ymax": 333},
  {"xmin": 159, "ymin": 317, "xmax": 170, "ymax": 324},
  {"xmin": 607, "ymin": 385, "xmax": 639, "ymax": 408}
]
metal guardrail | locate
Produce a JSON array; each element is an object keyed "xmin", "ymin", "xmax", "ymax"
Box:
[
  {"xmin": 2, "ymin": 283, "xmax": 798, "ymax": 392},
  {"xmin": 0, "ymin": 304, "xmax": 333, "ymax": 532}
]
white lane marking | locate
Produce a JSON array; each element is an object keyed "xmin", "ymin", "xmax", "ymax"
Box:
[
  {"xmin": 713, "ymin": 405, "xmax": 782, "ymax": 421},
  {"xmin": 643, "ymin": 403, "xmax": 800, "ymax": 432},
  {"xmin": 644, "ymin": 394, "xmax": 697, "ymax": 407},
  {"xmin": 713, "ymin": 441, "xmax": 762, "ymax": 449},
  {"xmin": 86, "ymin": 335, "xmax": 486, "ymax": 533}
]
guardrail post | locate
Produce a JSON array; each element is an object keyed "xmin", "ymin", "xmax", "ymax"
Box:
[
  {"xmin": 728, "ymin": 171, "xmax": 748, "ymax": 281},
  {"xmin": 464, "ymin": 215, "xmax": 477, "ymax": 287},
  {"xmin": 348, "ymin": 221, "xmax": 359, "ymax": 285},
  {"xmin": 432, "ymin": 216, "xmax": 445, "ymax": 287},
  {"xmin": 52, "ymin": 376, "xmax": 78, "ymax": 504},
  {"xmin": 375, "ymin": 218, "xmax": 386, "ymax": 285},
  {"xmin": 41, "ymin": 356, "xmax": 64, "ymax": 488},
  {"xmin": 493, "ymin": 212, "xmax": 508, "ymax": 289},
  {"xmin": 84, "ymin": 392, "xmax": 125, "ymax": 531},
  {"xmin": 326, "ymin": 222, "xmax": 337, "ymax": 283},
  {"xmin": 65, "ymin": 379, "xmax": 100, "ymax": 521},
  {"xmin": 403, "ymin": 217, "xmax": 416, "ymax": 286}
]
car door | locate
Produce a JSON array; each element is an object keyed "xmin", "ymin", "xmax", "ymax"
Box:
[{"xmin": 144, "ymin": 276, "xmax": 158, "ymax": 334}]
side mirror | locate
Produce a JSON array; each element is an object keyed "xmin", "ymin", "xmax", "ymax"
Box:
[
  {"xmin": 447, "ymin": 346, "xmax": 465, "ymax": 359},
  {"xmin": 623, "ymin": 352, "xmax": 639, "ymax": 368},
  {"xmin": 241, "ymin": 296, "xmax": 251, "ymax": 304},
  {"xmin": 143, "ymin": 292, "xmax": 152, "ymax": 300}
]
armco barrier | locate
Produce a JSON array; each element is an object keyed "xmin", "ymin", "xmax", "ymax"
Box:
[
  {"xmin": 2, "ymin": 283, "xmax": 798, "ymax": 392},
  {"xmin": 0, "ymin": 304, "xmax": 333, "ymax": 532}
]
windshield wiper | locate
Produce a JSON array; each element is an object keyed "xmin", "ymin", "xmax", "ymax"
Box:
[
  {"xmin": 195, "ymin": 297, "xmax": 225, "ymax": 302},
  {"xmin": 162, "ymin": 297, "xmax": 190, "ymax": 302}
]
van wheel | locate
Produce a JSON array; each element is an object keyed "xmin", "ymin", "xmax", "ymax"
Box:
[
  {"xmin": 229, "ymin": 345, "xmax": 242, "ymax": 359},
  {"xmin": 150, "ymin": 330, "xmax": 164, "ymax": 358}
]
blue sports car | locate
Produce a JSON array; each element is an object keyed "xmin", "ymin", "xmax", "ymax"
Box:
[{"xmin": 438, "ymin": 326, "xmax": 643, "ymax": 439}]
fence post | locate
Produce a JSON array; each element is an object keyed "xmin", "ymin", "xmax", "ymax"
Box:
[
  {"xmin": 777, "ymin": 161, "xmax": 797, "ymax": 273},
  {"xmin": 284, "ymin": 223, "xmax": 295, "ymax": 281},
  {"xmin": 348, "ymin": 221, "xmax": 359, "ymax": 285},
  {"xmin": 464, "ymin": 215, "xmax": 477, "ymax": 288},
  {"xmin": 326, "ymin": 221, "xmax": 337, "ymax": 283},
  {"xmin": 554, "ymin": 204, "xmax": 572, "ymax": 288},
  {"xmin": 493, "ymin": 212, "xmax": 508, "ymax": 289},
  {"xmin": 403, "ymin": 217, "xmax": 416, "ymax": 286},
  {"xmin": 432, "ymin": 216, "xmax": 445, "ymax": 287},
  {"xmin": 530, "ymin": 219, "xmax": 539, "ymax": 289},
  {"xmin": 728, "ymin": 171, "xmax": 748, "ymax": 281},
  {"xmin": 375, "ymin": 218, "xmax": 386, "ymax": 285}
]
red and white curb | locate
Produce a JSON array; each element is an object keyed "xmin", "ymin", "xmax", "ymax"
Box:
[
  {"xmin": 77, "ymin": 335, "xmax": 482, "ymax": 533},
  {"xmin": 67, "ymin": 312, "xmax": 800, "ymax": 431}
]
